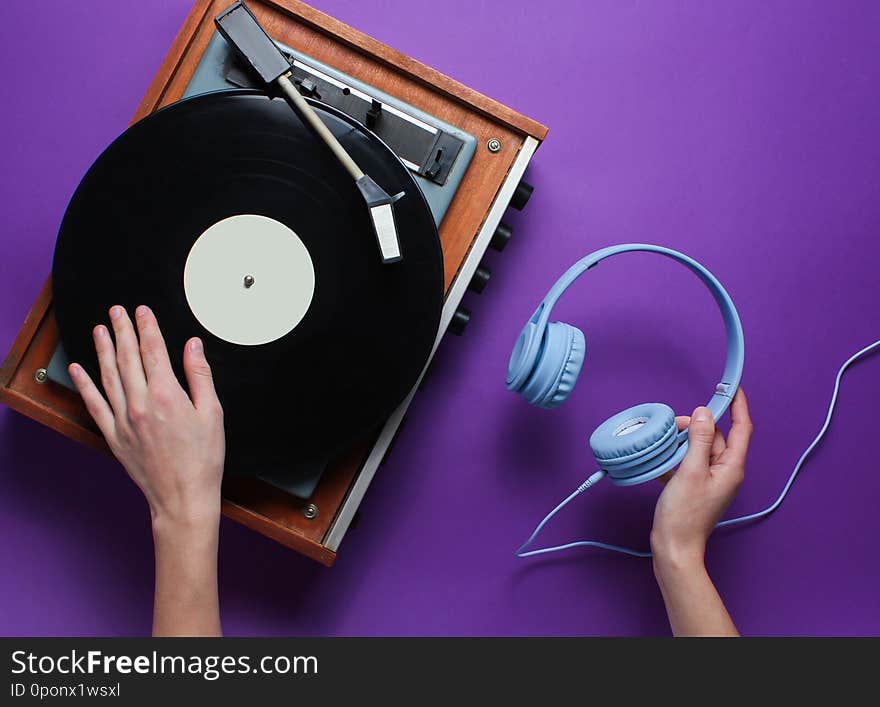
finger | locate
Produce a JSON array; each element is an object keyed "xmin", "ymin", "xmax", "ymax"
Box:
[
  {"xmin": 183, "ymin": 337, "xmax": 220, "ymax": 412},
  {"xmin": 659, "ymin": 429, "xmax": 721, "ymax": 480},
  {"xmin": 681, "ymin": 406, "xmax": 715, "ymax": 472},
  {"xmin": 658, "ymin": 416, "xmax": 691, "ymax": 482},
  {"xmin": 68, "ymin": 363, "xmax": 115, "ymax": 438},
  {"xmin": 109, "ymin": 305, "xmax": 147, "ymax": 399},
  {"xmin": 722, "ymin": 388, "xmax": 752, "ymax": 467},
  {"xmin": 711, "ymin": 429, "xmax": 727, "ymax": 461},
  {"xmin": 92, "ymin": 324, "xmax": 126, "ymax": 416},
  {"xmin": 135, "ymin": 305, "xmax": 174, "ymax": 383}
]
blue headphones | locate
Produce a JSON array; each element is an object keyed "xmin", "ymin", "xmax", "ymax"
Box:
[
  {"xmin": 509, "ymin": 244, "xmax": 879, "ymax": 559},
  {"xmin": 507, "ymin": 244, "xmax": 744, "ymax": 487}
]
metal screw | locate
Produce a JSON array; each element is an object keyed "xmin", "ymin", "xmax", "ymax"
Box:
[
  {"xmin": 487, "ymin": 138, "xmax": 502, "ymax": 153},
  {"xmin": 34, "ymin": 368, "xmax": 48, "ymax": 384},
  {"xmin": 303, "ymin": 503, "xmax": 318, "ymax": 520},
  {"xmin": 243, "ymin": 275, "xmax": 255, "ymax": 289}
]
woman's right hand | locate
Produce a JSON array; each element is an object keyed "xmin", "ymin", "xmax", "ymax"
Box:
[{"xmin": 68, "ymin": 304, "xmax": 225, "ymax": 530}]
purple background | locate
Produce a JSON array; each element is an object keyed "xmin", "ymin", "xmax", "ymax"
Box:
[{"xmin": 1, "ymin": 0, "xmax": 879, "ymax": 636}]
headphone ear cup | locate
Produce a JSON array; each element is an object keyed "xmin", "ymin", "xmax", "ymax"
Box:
[
  {"xmin": 518, "ymin": 322, "xmax": 585, "ymax": 409},
  {"xmin": 506, "ymin": 321, "xmax": 541, "ymax": 392},
  {"xmin": 589, "ymin": 403, "xmax": 678, "ymax": 480}
]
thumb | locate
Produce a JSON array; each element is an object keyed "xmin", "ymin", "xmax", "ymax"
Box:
[
  {"xmin": 682, "ymin": 406, "xmax": 715, "ymax": 471},
  {"xmin": 183, "ymin": 337, "xmax": 219, "ymax": 410}
]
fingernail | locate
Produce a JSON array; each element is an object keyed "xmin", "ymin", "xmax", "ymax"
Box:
[
  {"xmin": 136, "ymin": 305, "xmax": 150, "ymax": 318},
  {"xmin": 694, "ymin": 407, "xmax": 710, "ymax": 422},
  {"xmin": 109, "ymin": 306, "xmax": 123, "ymax": 320},
  {"xmin": 68, "ymin": 363, "xmax": 80, "ymax": 378},
  {"xmin": 93, "ymin": 325, "xmax": 106, "ymax": 338},
  {"xmin": 190, "ymin": 338, "xmax": 203, "ymax": 354}
]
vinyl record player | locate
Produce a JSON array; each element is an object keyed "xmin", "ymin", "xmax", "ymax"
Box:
[{"xmin": 0, "ymin": 0, "xmax": 547, "ymax": 565}]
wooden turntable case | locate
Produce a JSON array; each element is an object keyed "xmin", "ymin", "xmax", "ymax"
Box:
[{"xmin": 0, "ymin": 0, "xmax": 547, "ymax": 565}]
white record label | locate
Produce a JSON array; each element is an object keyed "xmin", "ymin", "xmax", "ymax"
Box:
[{"xmin": 183, "ymin": 214, "xmax": 315, "ymax": 346}]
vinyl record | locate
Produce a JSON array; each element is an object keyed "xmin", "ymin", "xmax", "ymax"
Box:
[{"xmin": 53, "ymin": 89, "xmax": 443, "ymax": 475}]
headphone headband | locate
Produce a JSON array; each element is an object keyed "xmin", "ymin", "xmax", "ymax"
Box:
[{"xmin": 506, "ymin": 244, "xmax": 744, "ymax": 483}]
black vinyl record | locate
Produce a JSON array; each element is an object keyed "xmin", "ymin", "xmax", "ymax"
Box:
[{"xmin": 53, "ymin": 90, "xmax": 443, "ymax": 475}]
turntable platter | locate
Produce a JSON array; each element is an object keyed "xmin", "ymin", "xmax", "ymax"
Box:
[{"xmin": 52, "ymin": 90, "xmax": 443, "ymax": 474}]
